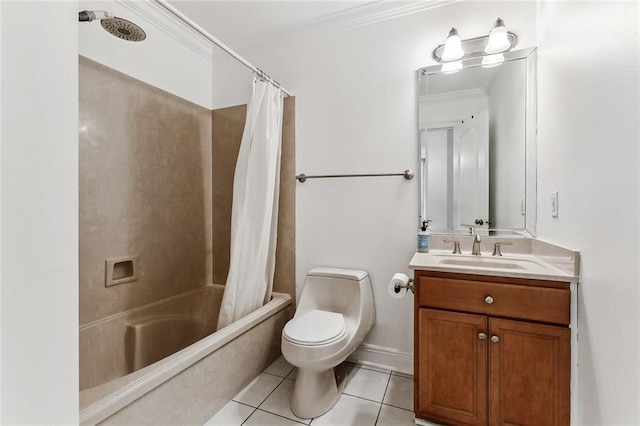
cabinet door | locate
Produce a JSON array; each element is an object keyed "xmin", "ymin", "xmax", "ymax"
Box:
[
  {"xmin": 416, "ymin": 308, "xmax": 488, "ymax": 426},
  {"xmin": 489, "ymin": 318, "xmax": 570, "ymax": 426}
]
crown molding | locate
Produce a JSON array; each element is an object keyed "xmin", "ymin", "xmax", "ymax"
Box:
[
  {"xmin": 115, "ymin": 0, "xmax": 213, "ymax": 61},
  {"xmin": 234, "ymin": 0, "xmax": 460, "ymax": 55},
  {"xmin": 113, "ymin": 0, "xmax": 458, "ymax": 63}
]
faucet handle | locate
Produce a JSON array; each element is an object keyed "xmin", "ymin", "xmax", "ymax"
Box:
[
  {"xmin": 492, "ymin": 241, "xmax": 513, "ymax": 257},
  {"xmin": 443, "ymin": 239, "xmax": 462, "ymax": 254}
]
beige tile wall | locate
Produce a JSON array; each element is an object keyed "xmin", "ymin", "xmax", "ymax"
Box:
[
  {"xmin": 79, "ymin": 56, "xmax": 213, "ymax": 326},
  {"xmin": 80, "ymin": 56, "xmax": 295, "ymax": 326}
]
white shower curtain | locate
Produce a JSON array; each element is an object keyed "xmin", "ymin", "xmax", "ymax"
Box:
[{"xmin": 217, "ymin": 78, "xmax": 284, "ymax": 330}]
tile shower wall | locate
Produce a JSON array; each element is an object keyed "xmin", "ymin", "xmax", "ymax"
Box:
[
  {"xmin": 211, "ymin": 99, "xmax": 296, "ymax": 299},
  {"xmin": 79, "ymin": 56, "xmax": 213, "ymax": 326}
]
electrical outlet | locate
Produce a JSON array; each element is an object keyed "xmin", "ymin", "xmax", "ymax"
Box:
[{"xmin": 551, "ymin": 191, "xmax": 559, "ymax": 217}]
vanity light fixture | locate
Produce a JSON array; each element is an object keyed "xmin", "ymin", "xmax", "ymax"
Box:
[
  {"xmin": 433, "ymin": 18, "xmax": 517, "ymax": 66},
  {"xmin": 441, "ymin": 28, "xmax": 464, "ymax": 61},
  {"xmin": 485, "ymin": 18, "xmax": 511, "ymax": 54}
]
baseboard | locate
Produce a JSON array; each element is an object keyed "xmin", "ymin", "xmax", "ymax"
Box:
[{"xmin": 347, "ymin": 343, "xmax": 413, "ymax": 376}]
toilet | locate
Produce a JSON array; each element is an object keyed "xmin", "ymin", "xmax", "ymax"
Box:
[{"xmin": 281, "ymin": 267, "xmax": 375, "ymax": 418}]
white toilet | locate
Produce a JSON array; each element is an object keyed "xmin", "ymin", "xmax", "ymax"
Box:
[{"xmin": 281, "ymin": 267, "xmax": 375, "ymax": 418}]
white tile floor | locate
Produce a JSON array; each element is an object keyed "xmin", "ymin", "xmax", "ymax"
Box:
[{"xmin": 204, "ymin": 356, "xmax": 419, "ymax": 426}]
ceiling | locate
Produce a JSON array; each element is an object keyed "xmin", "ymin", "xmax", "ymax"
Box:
[{"xmin": 166, "ymin": 0, "xmax": 456, "ymax": 55}]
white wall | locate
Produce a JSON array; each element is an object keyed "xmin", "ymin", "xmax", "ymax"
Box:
[
  {"xmin": 212, "ymin": 1, "xmax": 538, "ymax": 368},
  {"xmin": 0, "ymin": 1, "xmax": 79, "ymax": 423},
  {"xmin": 79, "ymin": 0, "xmax": 214, "ymax": 108},
  {"xmin": 536, "ymin": 1, "xmax": 640, "ymax": 424}
]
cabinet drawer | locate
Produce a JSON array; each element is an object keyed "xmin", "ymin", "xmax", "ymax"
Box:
[{"xmin": 418, "ymin": 276, "xmax": 570, "ymax": 325}]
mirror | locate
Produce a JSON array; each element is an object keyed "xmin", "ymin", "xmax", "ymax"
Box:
[{"xmin": 418, "ymin": 48, "xmax": 537, "ymax": 236}]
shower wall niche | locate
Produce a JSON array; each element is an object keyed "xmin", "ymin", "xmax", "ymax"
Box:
[{"xmin": 79, "ymin": 56, "xmax": 213, "ymax": 326}]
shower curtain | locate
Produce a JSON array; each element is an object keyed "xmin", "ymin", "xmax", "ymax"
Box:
[{"xmin": 217, "ymin": 78, "xmax": 284, "ymax": 330}]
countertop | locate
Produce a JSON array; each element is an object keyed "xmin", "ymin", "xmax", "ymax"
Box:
[{"xmin": 409, "ymin": 237, "xmax": 580, "ymax": 282}]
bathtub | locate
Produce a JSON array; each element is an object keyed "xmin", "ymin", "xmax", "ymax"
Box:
[{"xmin": 79, "ymin": 284, "xmax": 292, "ymax": 425}]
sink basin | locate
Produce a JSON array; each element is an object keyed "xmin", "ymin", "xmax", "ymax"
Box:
[
  {"xmin": 438, "ymin": 258, "xmax": 525, "ymax": 270},
  {"xmin": 425, "ymin": 254, "xmax": 553, "ymax": 274}
]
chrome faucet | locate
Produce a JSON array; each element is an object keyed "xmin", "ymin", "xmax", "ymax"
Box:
[
  {"xmin": 471, "ymin": 229, "xmax": 482, "ymax": 255},
  {"xmin": 492, "ymin": 241, "xmax": 513, "ymax": 257},
  {"xmin": 443, "ymin": 239, "xmax": 462, "ymax": 254}
]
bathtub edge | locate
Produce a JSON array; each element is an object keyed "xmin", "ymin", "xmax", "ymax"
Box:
[{"xmin": 79, "ymin": 292, "xmax": 292, "ymax": 425}]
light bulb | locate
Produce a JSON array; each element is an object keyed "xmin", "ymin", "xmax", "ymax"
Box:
[
  {"xmin": 442, "ymin": 60, "xmax": 462, "ymax": 74},
  {"xmin": 481, "ymin": 53, "xmax": 504, "ymax": 68},
  {"xmin": 441, "ymin": 28, "xmax": 464, "ymax": 61},
  {"xmin": 485, "ymin": 18, "xmax": 511, "ymax": 54}
]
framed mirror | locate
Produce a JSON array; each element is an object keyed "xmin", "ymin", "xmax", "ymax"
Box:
[{"xmin": 418, "ymin": 48, "xmax": 537, "ymax": 236}]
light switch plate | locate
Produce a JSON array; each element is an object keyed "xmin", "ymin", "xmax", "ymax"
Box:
[{"xmin": 551, "ymin": 191, "xmax": 559, "ymax": 217}]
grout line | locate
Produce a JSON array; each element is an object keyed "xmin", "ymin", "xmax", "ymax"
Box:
[
  {"xmin": 342, "ymin": 391, "xmax": 387, "ymax": 405},
  {"xmin": 380, "ymin": 373, "xmax": 392, "ymax": 406},
  {"xmin": 255, "ymin": 380, "xmax": 311, "ymax": 425},
  {"xmin": 232, "ymin": 373, "xmax": 286, "ymax": 408},
  {"xmin": 375, "ymin": 374, "xmax": 392, "ymax": 425},
  {"xmin": 263, "ymin": 370, "xmax": 293, "ymax": 379},
  {"xmin": 374, "ymin": 401, "xmax": 384, "ymax": 425},
  {"xmin": 255, "ymin": 376, "xmax": 287, "ymax": 409},
  {"xmin": 232, "ymin": 400, "xmax": 260, "ymax": 409},
  {"xmin": 341, "ymin": 364, "xmax": 391, "ymax": 404},
  {"xmin": 254, "ymin": 408, "xmax": 310, "ymax": 425},
  {"xmin": 381, "ymin": 402, "xmax": 414, "ymax": 412},
  {"xmin": 238, "ymin": 405, "xmax": 258, "ymax": 426},
  {"xmin": 258, "ymin": 408, "xmax": 310, "ymax": 425}
]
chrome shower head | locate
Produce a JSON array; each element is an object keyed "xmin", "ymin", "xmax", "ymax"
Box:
[
  {"xmin": 100, "ymin": 18, "xmax": 146, "ymax": 42},
  {"xmin": 79, "ymin": 10, "xmax": 146, "ymax": 42}
]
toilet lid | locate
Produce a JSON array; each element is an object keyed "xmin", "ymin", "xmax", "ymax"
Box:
[{"xmin": 283, "ymin": 309, "xmax": 346, "ymax": 346}]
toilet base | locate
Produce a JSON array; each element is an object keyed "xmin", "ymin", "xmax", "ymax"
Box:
[{"xmin": 290, "ymin": 364, "xmax": 347, "ymax": 419}]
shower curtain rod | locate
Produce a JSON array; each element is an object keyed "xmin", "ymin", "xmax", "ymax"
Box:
[{"xmin": 154, "ymin": 0, "xmax": 292, "ymax": 97}]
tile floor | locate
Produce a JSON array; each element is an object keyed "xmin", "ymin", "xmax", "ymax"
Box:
[{"xmin": 205, "ymin": 356, "xmax": 423, "ymax": 426}]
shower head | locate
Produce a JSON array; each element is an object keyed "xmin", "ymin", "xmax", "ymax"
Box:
[
  {"xmin": 100, "ymin": 18, "xmax": 146, "ymax": 42},
  {"xmin": 79, "ymin": 10, "xmax": 146, "ymax": 42}
]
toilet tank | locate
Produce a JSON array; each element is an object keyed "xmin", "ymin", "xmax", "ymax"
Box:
[{"xmin": 297, "ymin": 267, "xmax": 374, "ymax": 324}]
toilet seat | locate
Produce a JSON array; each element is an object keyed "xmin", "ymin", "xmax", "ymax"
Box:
[{"xmin": 283, "ymin": 309, "xmax": 346, "ymax": 346}]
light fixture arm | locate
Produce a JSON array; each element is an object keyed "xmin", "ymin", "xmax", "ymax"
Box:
[{"xmin": 433, "ymin": 31, "xmax": 518, "ymax": 62}]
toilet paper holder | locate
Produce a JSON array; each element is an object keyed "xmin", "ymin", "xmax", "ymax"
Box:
[{"xmin": 394, "ymin": 278, "xmax": 414, "ymax": 294}]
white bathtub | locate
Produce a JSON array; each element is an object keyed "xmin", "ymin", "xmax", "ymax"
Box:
[{"xmin": 79, "ymin": 284, "xmax": 292, "ymax": 425}]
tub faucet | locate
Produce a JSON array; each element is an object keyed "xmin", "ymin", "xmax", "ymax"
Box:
[{"xmin": 471, "ymin": 229, "xmax": 482, "ymax": 255}]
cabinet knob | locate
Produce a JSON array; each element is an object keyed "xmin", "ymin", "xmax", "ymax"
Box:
[
  {"xmin": 478, "ymin": 333, "xmax": 487, "ymax": 340},
  {"xmin": 484, "ymin": 296, "xmax": 494, "ymax": 304},
  {"xmin": 491, "ymin": 335, "xmax": 500, "ymax": 344}
]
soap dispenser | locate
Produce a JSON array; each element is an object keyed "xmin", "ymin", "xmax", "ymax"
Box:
[{"xmin": 417, "ymin": 220, "xmax": 432, "ymax": 253}]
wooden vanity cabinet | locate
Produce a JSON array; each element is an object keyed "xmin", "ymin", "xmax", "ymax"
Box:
[{"xmin": 414, "ymin": 271, "xmax": 571, "ymax": 426}]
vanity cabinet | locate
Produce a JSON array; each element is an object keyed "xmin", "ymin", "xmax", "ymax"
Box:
[{"xmin": 414, "ymin": 270, "xmax": 571, "ymax": 426}]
